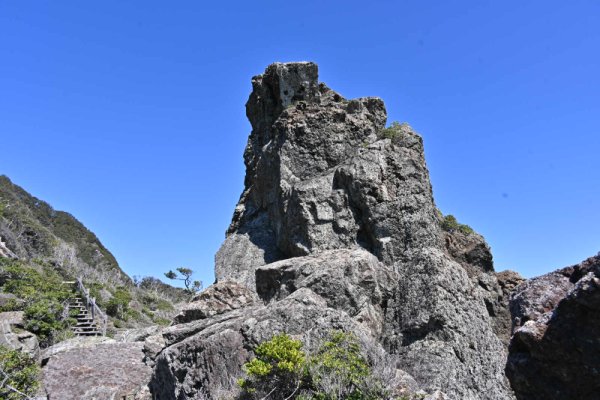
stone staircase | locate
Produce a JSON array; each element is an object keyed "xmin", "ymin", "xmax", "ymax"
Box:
[{"xmin": 68, "ymin": 297, "xmax": 102, "ymax": 336}]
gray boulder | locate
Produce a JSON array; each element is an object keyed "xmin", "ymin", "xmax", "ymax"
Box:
[
  {"xmin": 506, "ymin": 255, "xmax": 600, "ymax": 400},
  {"xmin": 172, "ymin": 281, "xmax": 256, "ymax": 325},
  {"xmin": 0, "ymin": 311, "xmax": 39, "ymax": 360},
  {"xmin": 148, "ymin": 287, "xmax": 415, "ymax": 400},
  {"xmin": 42, "ymin": 341, "xmax": 152, "ymax": 400}
]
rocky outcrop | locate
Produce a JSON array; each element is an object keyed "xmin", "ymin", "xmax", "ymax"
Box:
[
  {"xmin": 148, "ymin": 285, "xmax": 417, "ymax": 400},
  {"xmin": 42, "ymin": 340, "xmax": 152, "ymax": 400},
  {"xmin": 256, "ymin": 249, "xmax": 396, "ymax": 337},
  {"xmin": 0, "ymin": 236, "xmax": 17, "ymax": 258},
  {"xmin": 441, "ymin": 226, "xmax": 522, "ymax": 346},
  {"xmin": 0, "ymin": 311, "xmax": 39, "ymax": 359},
  {"xmin": 172, "ymin": 281, "xmax": 256, "ymax": 324},
  {"xmin": 150, "ymin": 62, "xmax": 514, "ymax": 399},
  {"xmin": 494, "ymin": 270, "xmax": 525, "ymax": 346},
  {"xmin": 506, "ymin": 254, "xmax": 600, "ymax": 400}
]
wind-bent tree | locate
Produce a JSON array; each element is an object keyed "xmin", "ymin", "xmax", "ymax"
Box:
[{"xmin": 164, "ymin": 267, "xmax": 202, "ymax": 293}]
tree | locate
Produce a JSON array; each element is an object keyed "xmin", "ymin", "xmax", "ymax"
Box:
[{"xmin": 164, "ymin": 267, "xmax": 202, "ymax": 293}]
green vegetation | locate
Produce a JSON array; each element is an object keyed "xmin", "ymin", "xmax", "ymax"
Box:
[
  {"xmin": 238, "ymin": 333, "xmax": 306, "ymax": 399},
  {"xmin": 440, "ymin": 214, "xmax": 474, "ymax": 235},
  {"xmin": 164, "ymin": 267, "xmax": 202, "ymax": 293},
  {"xmin": 308, "ymin": 331, "xmax": 382, "ymax": 399},
  {"xmin": 0, "ymin": 345, "xmax": 39, "ymax": 399},
  {"xmin": 0, "ymin": 175, "xmax": 121, "ymax": 273},
  {"xmin": 0, "ymin": 258, "xmax": 74, "ymax": 346},
  {"xmin": 105, "ymin": 287, "xmax": 132, "ymax": 320},
  {"xmin": 0, "ymin": 175, "xmax": 187, "ymax": 339},
  {"xmin": 377, "ymin": 121, "xmax": 411, "ymax": 144},
  {"xmin": 238, "ymin": 331, "xmax": 387, "ymax": 400}
]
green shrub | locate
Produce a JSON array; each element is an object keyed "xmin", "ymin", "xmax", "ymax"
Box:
[
  {"xmin": 377, "ymin": 121, "xmax": 410, "ymax": 143},
  {"xmin": 238, "ymin": 333, "xmax": 306, "ymax": 399},
  {"xmin": 0, "ymin": 259, "xmax": 73, "ymax": 346},
  {"xmin": 0, "ymin": 345, "xmax": 40, "ymax": 399},
  {"xmin": 151, "ymin": 316, "xmax": 171, "ymax": 326},
  {"xmin": 238, "ymin": 331, "xmax": 387, "ymax": 400},
  {"xmin": 308, "ymin": 331, "xmax": 381, "ymax": 400},
  {"xmin": 440, "ymin": 214, "xmax": 474, "ymax": 235},
  {"xmin": 106, "ymin": 287, "xmax": 132, "ymax": 320},
  {"xmin": 24, "ymin": 299, "xmax": 67, "ymax": 343}
]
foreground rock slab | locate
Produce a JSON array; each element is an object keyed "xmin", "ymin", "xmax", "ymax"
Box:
[{"xmin": 42, "ymin": 341, "xmax": 152, "ymax": 400}]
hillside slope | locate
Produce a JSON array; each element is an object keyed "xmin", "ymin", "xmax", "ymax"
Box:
[{"xmin": 0, "ymin": 175, "xmax": 188, "ymax": 344}]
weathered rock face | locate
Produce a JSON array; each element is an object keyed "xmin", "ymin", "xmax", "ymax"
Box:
[
  {"xmin": 42, "ymin": 340, "xmax": 152, "ymax": 400},
  {"xmin": 172, "ymin": 281, "xmax": 256, "ymax": 324},
  {"xmin": 215, "ymin": 61, "xmax": 438, "ymax": 287},
  {"xmin": 148, "ymin": 285, "xmax": 416, "ymax": 400},
  {"xmin": 0, "ymin": 311, "xmax": 39, "ymax": 360},
  {"xmin": 506, "ymin": 255, "xmax": 600, "ymax": 400},
  {"xmin": 441, "ymin": 226, "xmax": 521, "ymax": 346},
  {"xmin": 154, "ymin": 62, "xmax": 513, "ymax": 399},
  {"xmin": 493, "ymin": 270, "xmax": 525, "ymax": 346}
]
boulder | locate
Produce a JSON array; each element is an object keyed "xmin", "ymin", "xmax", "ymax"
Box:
[
  {"xmin": 256, "ymin": 249, "xmax": 396, "ymax": 336},
  {"xmin": 506, "ymin": 255, "xmax": 600, "ymax": 400},
  {"xmin": 149, "ymin": 288, "xmax": 416, "ymax": 400},
  {"xmin": 114, "ymin": 325, "xmax": 163, "ymax": 342},
  {"xmin": 172, "ymin": 281, "xmax": 256, "ymax": 325},
  {"xmin": 42, "ymin": 341, "xmax": 152, "ymax": 400},
  {"xmin": 0, "ymin": 311, "xmax": 39, "ymax": 360}
]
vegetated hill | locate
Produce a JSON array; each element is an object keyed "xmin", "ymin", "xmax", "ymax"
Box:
[
  {"xmin": 0, "ymin": 175, "xmax": 188, "ymax": 342},
  {"xmin": 0, "ymin": 175, "xmax": 125, "ymax": 284}
]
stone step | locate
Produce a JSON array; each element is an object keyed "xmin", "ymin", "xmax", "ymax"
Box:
[
  {"xmin": 75, "ymin": 322, "xmax": 96, "ymax": 327},
  {"xmin": 74, "ymin": 331, "xmax": 101, "ymax": 336},
  {"xmin": 72, "ymin": 326, "xmax": 100, "ymax": 332}
]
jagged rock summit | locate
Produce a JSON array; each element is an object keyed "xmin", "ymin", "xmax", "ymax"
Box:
[{"xmin": 150, "ymin": 62, "xmax": 514, "ymax": 399}]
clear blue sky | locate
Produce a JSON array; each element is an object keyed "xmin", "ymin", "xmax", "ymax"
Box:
[{"xmin": 1, "ymin": 1, "xmax": 598, "ymax": 287}]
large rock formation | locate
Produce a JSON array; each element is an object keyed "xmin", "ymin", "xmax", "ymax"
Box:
[
  {"xmin": 506, "ymin": 254, "xmax": 600, "ymax": 400},
  {"xmin": 149, "ymin": 62, "xmax": 514, "ymax": 399}
]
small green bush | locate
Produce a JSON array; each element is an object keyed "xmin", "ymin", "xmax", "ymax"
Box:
[
  {"xmin": 238, "ymin": 333, "xmax": 306, "ymax": 398},
  {"xmin": 151, "ymin": 316, "xmax": 171, "ymax": 326},
  {"xmin": 106, "ymin": 287, "xmax": 132, "ymax": 320},
  {"xmin": 308, "ymin": 331, "xmax": 381, "ymax": 400},
  {"xmin": 377, "ymin": 121, "xmax": 410, "ymax": 143},
  {"xmin": 238, "ymin": 331, "xmax": 387, "ymax": 400},
  {"xmin": 24, "ymin": 299, "xmax": 66, "ymax": 342},
  {"xmin": 0, "ymin": 345, "xmax": 40, "ymax": 399},
  {"xmin": 440, "ymin": 214, "xmax": 474, "ymax": 235}
]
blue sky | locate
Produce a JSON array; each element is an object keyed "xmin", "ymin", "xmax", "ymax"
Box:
[{"xmin": 1, "ymin": 1, "xmax": 598, "ymax": 287}]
